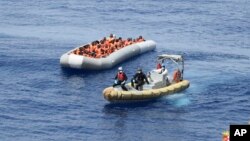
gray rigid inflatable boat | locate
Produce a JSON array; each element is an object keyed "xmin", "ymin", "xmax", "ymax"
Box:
[{"xmin": 60, "ymin": 40, "xmax": 156, "ymax": 70}]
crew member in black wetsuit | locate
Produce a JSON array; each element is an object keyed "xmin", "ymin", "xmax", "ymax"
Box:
[{"xmin": 131, "ymin": 68, "xmax": 149, "ymax": 91}]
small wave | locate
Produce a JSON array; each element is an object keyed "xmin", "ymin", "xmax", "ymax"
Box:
[
  {"xmin": 186, "ymin": 51, "xmax": 249, "ymax": 61},
  {"xmin": 163, "ymin": 93, "xmax": 191, "ymax": 107},
  {"xmin": 0, "ymin": 33, "xmax": 17, "ymax": 38}
]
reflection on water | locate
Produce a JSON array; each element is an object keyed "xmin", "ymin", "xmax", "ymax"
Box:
[{"xmin": 101, "ymin": 98, "xmax": 191, "ymax": 141}]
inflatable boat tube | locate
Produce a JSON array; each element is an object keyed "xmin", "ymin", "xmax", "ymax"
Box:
[
  {"xmin": 103, "ymin": 80, "xmax": 190, "ymax": 103},
  {"xmin": 60, "ymin": 40, "xmax": 156, "ymax": 70}
]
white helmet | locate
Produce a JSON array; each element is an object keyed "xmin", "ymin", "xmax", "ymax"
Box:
[{"xmin": 118, "ymin": 67, "xmax": 123, "ymax": 71}]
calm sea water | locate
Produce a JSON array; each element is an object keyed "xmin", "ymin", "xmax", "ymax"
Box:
[{"xmin": 0, "ymin": 0, "xmax": 250, "ymax": 141}]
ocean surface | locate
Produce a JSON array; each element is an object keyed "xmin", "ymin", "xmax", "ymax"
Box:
[{"xmin": 0, "ymin": 0, "xmax": 250, "ymax": 141}]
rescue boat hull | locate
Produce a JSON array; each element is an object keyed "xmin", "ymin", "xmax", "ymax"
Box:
[{"xmin": 103, "ymin": 80, "xmax": 190, "ymax": 103}]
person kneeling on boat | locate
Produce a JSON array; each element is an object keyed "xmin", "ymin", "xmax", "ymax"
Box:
[
  {"xmin": 156, "ymin": 62, "xmax": 162, "ymax": 70},
  {"xmin": 113, "ymin": 67, "xmax": 128, "ymax": 91},
  {"xmin": 131, "ymin": 68, "xmax": 149, "ymax": 91},
  {"xmin": 172, "ymin": 69, "xmax": 182, "ymax": 83}
]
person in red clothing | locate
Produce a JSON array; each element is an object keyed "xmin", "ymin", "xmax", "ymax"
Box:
[
  {"xmin": 156, "ymin": 62, "xmax": 162, "ymax": 69},
  {"xmin": 172, "ymin": 69, "xmax": 182, "ymax": 83},
  {"xmin": 113, "ymin": 67, "xmax": 128, "ymax": 91}
]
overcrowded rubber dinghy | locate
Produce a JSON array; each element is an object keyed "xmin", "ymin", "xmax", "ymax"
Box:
[
  {"xmin": 60, "ymin": 34, "xmax": 156, "ymax": 70},
  {"xmin": 103, "ymin": 54, "xmax": 190, "ymax": 103}
]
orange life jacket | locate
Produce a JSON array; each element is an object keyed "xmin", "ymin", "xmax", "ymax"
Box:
[
  {"xmin": 173, "ymin": 70, "xmax": 181, "ymax": 82},
  {"xmin": 96, "ymin": 48, "xmax": 103, "ymax": 58},
  {"xmin": 95, "ymin": 53, "xmax": 101, "ymax": 58},
  {"xmin": 110, "ymin": 46, "xmax": 115, "ymax": 53},
  {"xmin": 124, "ymin": 41, "xmax": 129, "ymax": 46},
  {"xmin": 76, "ymin": 49, "xmax": 80, "ymax": 55}
]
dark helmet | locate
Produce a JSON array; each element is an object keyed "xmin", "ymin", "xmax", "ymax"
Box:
[{"xmin": 137, "ymin": 68, "xmax": 142, "ymax": 72}]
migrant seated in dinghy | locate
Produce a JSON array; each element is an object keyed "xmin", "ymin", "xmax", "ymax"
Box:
[{"xmin": 60, "ymin": 34, "xmax": 156, "ymax": 70}]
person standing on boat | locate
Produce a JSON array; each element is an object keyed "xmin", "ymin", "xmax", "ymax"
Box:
[
  {"xmin": 131, "ymin": 68, "xmax": 149, "ymax": 91},
  {"xmin": 113, "ymin": 67, "xmax": 128, "ymax": 91},
  {"xmin": 107, "ymin": 34, "xmax": 116, "ymax": 42},
  {"xmin": 160, "ymin": 65, "xmax": 170, "ymax": 86}
]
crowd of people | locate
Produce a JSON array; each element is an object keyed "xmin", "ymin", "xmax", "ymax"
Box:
[{"xmin": 72, "ymin": 34, "xmax": 145, "ymax": 58}]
